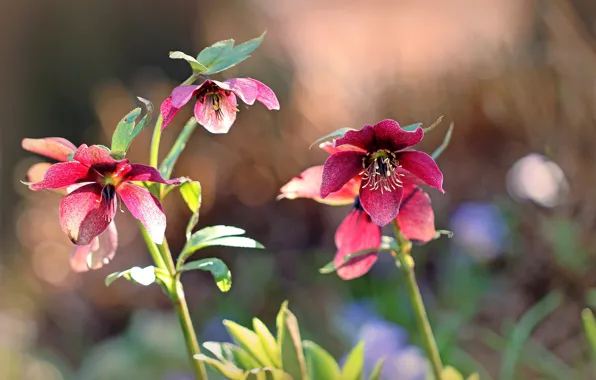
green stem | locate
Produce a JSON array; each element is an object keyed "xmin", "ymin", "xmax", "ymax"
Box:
[
  {"xmin": 139, "ymin": 223, "xmax": 167, "ymax": 270},
  {"xmin": 393, "ymin": 221, "xmax": 443, "ymax": 379}
]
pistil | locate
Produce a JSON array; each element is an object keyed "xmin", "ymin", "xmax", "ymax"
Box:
[{"xmin": 360, "ymin": 150, "xmax": 404, "ymax": 194}]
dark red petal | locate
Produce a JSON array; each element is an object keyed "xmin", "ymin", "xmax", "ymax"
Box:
[
  {"xmin": 170, "ymin": 85, "xmax": 201, "ymax": 108},
  {"xmin": 160, "ymin": 97, "xmax": 181, "ymax": 130},
  {"xmin": 22, "ymin": 137, "xmax": 76, "ymax": 162},
  {"xmin": 73, "ymin": 145, "xmax": 116, "ymax": 167},
  {"xmin": 359, "ymin": 181, "xmax": 404, "ymax": 226},
  {"xmin": 279, "ymin": 165, "xmax": 359, "ymax": 205},
  {"xmin": 334, "ymin": 125, "xmax": 375, "ymax": 151},
  {"xmin": 398, "ymin": 150, "xmax": 444, "ymax": 192},
  {"xmin": 319, "ymin": 141, "xmax": 366, "ymax": 155},
  {"xmin": 334, "ymin": 209, "xmax": 381, "ymax": 280},
  {"xmin": 125, "ymin": 164, "xmax": 181, "ymax": 185},
  {"xmin": 118, "ymin": 183, "xmax": 166, "ymax": 244},
  {"xmin": 29, "ymin": 161, "xmax": 92, "ymax": 190},
  {"xmin": 194, "ymin": 91, "xmax": 238, "ymax": 134},
  {"xmin": 397, "ymin": 186, "xmax": 436, "ymax": 244},
  {"xmin": 59, "ymin": 184, "xmax": 115, "ymax": 245},
  {"xmin": 372, "ymin": 119, "xmax": 424, "ymax": 151},
  {"xmin": 320, "ymin": 151, "xmax": 364, "ymax": 198}
]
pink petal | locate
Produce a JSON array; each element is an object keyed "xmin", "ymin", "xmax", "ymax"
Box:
[
  {"xmin": 60, "ymin": 184, "xmax": 116, "ymax": 245},
  {"xmin": 279, "ymin": 165, "xmax": 359, "ymax": 206},
  {"xmin": 397, "ymin": 186, "xmax": 436, "ymax": 244},
  {"xmin": 70, "ymin": 221, "xmax": 118, "ymax": 272},
  {"xmin": 398, "ymin": 151, "xmax": 444, "ymax": 192},
  {"xmin": 320, "ymin": 151, "xmax": 364, "ymax": 198},
  {"xmin": 170, "ymin": 85, "xmax": 201, "ymax": 108},
  {"xmin": 29, "ymin": 161, "xmax": 92, "ymax": 190},
  {"xmin": 194, "ymin": 91, "xmax": 238, "ymax": 134},
  {"xmin": 225, "ymin": 78, "xmax": 280, "ymax": 110},
  {"xmin": 372, "ymin": 119, "xmax": 424, "ymax": 151},
  {"xmin": 22, "ymin": 137, "xmax": 76, "ymax": 162},
  {"xmin": 160, "ymin": 97, "xmax": 181, "ymax": 130},
  {"xmin": 319, "ymin": 141, "xmax": 366, "ymax": 155},
  {"xmin": 73, "ymin": 145, "xmax": 116, "ymax": 167},
  {"xmin": 125, "ymin": 164, "xmax": 181, "ymax": 185},
  {"xmin": 334, "ymin": 209, "xmax": 381, "ymax": 280},
  {"xmin": 359, "ymin": 181, "xmax": 404, "ymax": 226},
  {"xmin": 334, "ymin": 125, "xmax": 375, "ymax": 151},
  {"xmin": 118, "ymin": 183, "xmax": 166, "ymax": 244}
]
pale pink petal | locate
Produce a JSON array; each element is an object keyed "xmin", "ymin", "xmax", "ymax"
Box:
[
  {"xmin": 160, "ymin": 97, "xmax": 181, "ymax": 130},
  {"xmin": 320, "ymin": 151, "xmax": 364, "ymax": 198},
  {"xmin": 225, "ymin": 78, "xmax": 280, "ymax": 110},
  {"xmin": 334, "ymin": 209, "xmax": 381, "ymax": 280},
  {"xmin": 373, "ymin": 119, "xmax": 424, "ymax": 151},
  {"xmin": 59, "ymin": 184, "xmax": 116, "ymax": 245},
  {"xmin": 125, "ymin": 164, "xmax": 181, "ymax": 185},
  {"xmin": 73, "ymin": 145, "xmax": 116, "ymax": 167},
  {"xmin": 319, "ymin": 141, "xmax": 366, "ymax": 155},
  {"xmin": 359, "ymin": 182, "xmax": 404, "ymax": 227},
  {"xmin": 22, "ymin": 137, "xmax": 76, "ymax": 162},
  {"xmin": 70, "ymin": 221, "xmax": 118, "ymax": 272},
  {"xmin": 398, "ymin": 151, "xmax": 444, "ymax": 192},
  {"xmin": 194, "ymin": 91, "xmax": 238, "ymax": 134},
  {"xmin": 170, "ymin": 85, "xmax": 201, "ymax": 108},
  {"xmin": 118, "ymin": 183, "xmax": 166, "ymax": 244},
  {"xmin": 279, "ymin": 166, "xmax": 359, "ymax": 205},
  {"xmin": 29, "ymin": 162, "xmax": 92, "ymax": 190},
  {"xmin": 397, "ymin": 186, "xmax": 435, "ymax": 244}
]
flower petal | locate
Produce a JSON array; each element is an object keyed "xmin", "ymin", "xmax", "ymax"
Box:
[
  {"xmin": 279, "ymin": 165, "xmax": 359, "ymax": 205},
  {"xmin": 320, "ymin": 151, "xmax": 364, "ymax": 198},
  {"xmin": 29, "ymin": 161, "xmax": 92, "ymax": 190},
  {"xmin": 225, "ymin": 78, "xmax": 280, "ymax": 110},
  {"xmin": 372, "ymin": 119, "xmax": 424, "ymax": 151},
  {"xmin": 70, "ymin": 221, "xmax": 118, "ymax": 272},
  {"xmin": 319, "ymin": 141, "xmax": 366, "ymax": 155},
  {"xmin": 160, "ymin": 97, "xmax": 181, "ymax": 130},
  {"xmin": 60, "ymin": 184, "xmax": 115, "ymax": 245},
  {"xmin": 334, "ymin": 125, "xmax": 375, "ymax": 151},
  {"xmin": 194, "ymin": 91, "xmax": 238, "ymax": 134},
  {"xmin": 397, "ymin": 186, "xmax": 436, "ymax": 244},
  {"xmin": 398, "ymin": 150, "xmax": 444, "ymax": 192},
  {"xmin": 118, "ymin": 183, "xmax": 166, "ymax": 244},
  {"xmin": 22, "ymin": 137, "xmax": 76, "ymax": 162},
  {"xmin": 73, "ymin": 145, "xmax": 116, "ymax": 167},
  {"xmin": 334, "ymin": 209, "xmax": 381, "ymax": 280},
  {"xmin": 359, "ymin": 181, "xmax": 404, "ymax": 226},
  {"xmin": 170, "ymin": 85, "xmax": 201, "ymax": 108},
  {"xmin": 125, "ymin": 164, "xmax": 182, "ymax": 185}
]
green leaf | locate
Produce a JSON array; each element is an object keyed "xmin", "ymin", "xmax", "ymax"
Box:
[
  {"xmin": 440, "ymin": 366, "xmax": 464, "ymax": 380},
  {"xmin": 340, "ymin": 341, "xmax": 364, "ymax": 380},
  {"xmin": 303, "ymin": 340, "xmax": 340, "ymax": 380},
  {"xmin": 197, "ymin": 32, "xmax": 266, "ymax": 75},
  {"xmin": 224, "ymin": 320, "xmax": 275, "ymax": 367},
  {"xmin": 242, "ymin": 368, "xmax": 292, "ymax": 380},
  {"xmin": 197, "ymin": 39, "xmax": 235, "ymax": 68},
  {"xmin": 178, "ymin": 225, "xmax": 247, "ymax": 265},
  {"xmin": 169, "ymin": 51, "xmax": 208, "ymax": 73},
  {"xmin": 203, "ymin": 341, "xmax": 262, "ymax": 371},
  {"xmin": 110, "ymin": 98, "xmax": 154, "ymax": 157},
  {"xmin": 276, "ymin": 302, "xmax": 307, "ymax": 380},
  {"xmin": 431, "ymin": 122, "xmax": 454, "ymax": 160},
  {"xmin": 423, "ymin": 115, "xmax": 444, "ymax": 133},
  {"xmin": 582, "ymin": 309, "xmax": 596, "ymax": 361},
  {"xmin": 368, "ymin": 358, "xmax": 385, "ymax": 380},
  {"xmin": 159, "ymin": 117, "xmax": 198, "ymax": 179},
  {"xmin": 401, "ymin": 122, "xmax": 422, "ymax": 132},
  {"xmin": 179, "ymin": 180, "xmax": 202, "ymax": 239},
  {"xmin": 309, "ymin": 127, "xmax": 355, "ymax": 149},
  {"xmin": 179, "ymin": 258, "xmax": 232, "ymax": 292},
  {"xmin": 180, "ymin": 235, "xmax": 264, "ymax": 262},
  {"xmin": 194, "ymin": 354, "xmax": 244, "ymax": 380},
  {"xmin": 105, "ymin": 266, "xmax": 156, "ymax": 287},
  {"xmin": 466, "ymin": 374, "xmax": 480, "ymax": 380},
  {"xmin": 253, "ymin": 318, "xmax": 280, "ymax": 367}
]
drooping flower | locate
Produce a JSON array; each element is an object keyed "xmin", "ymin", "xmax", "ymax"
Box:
[
  {"xmin": 320, "ymin": 119, "xmax": 443, "ymax": 226},
  {"xmin": 160, "ymin": 78, "xmax": 279, "ymax": 134},
  {"xmin": 28, "ymin": 144, "xmax": 179, "ymax": 245}
]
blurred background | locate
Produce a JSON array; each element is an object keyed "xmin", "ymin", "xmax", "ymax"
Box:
[{"xmin": 2, "ymin": 0, "xmax": 596, "ymax": 378}]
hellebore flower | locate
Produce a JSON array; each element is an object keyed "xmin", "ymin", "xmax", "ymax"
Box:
[
  {"xmin": 321, "ymin": 119, "xmax": 443, "ymax": 226},
  {"xmin": 160, "ymin": 78, "xmax": 279, "ymax": 134},
  {"xmin": 28, "ymin": 144, "xmax": 179, "ymax": 245}
]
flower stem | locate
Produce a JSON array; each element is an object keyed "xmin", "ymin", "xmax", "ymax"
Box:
[
  {"xmin": 392, "ymin": 221, "xmax": 443, "ymax": 379},
  {"xmin": 149, "ymin": 114, "xmax": 164, "ymax": 168}
]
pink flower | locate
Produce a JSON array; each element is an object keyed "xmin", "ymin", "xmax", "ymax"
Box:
[
  {"xmin": 321, "ymin": 119, "xmax": 443, "ymax": 227},
  {"xmin": 160, "ymin": 78, "xmax": 279, "ymax": 134},
  {"xmin": 28, "ymin": 144, "xmax": 179, "ymax": 245}
]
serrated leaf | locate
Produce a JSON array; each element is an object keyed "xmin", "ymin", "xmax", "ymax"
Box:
[
  {"xmin": 431, "ymin": 122, "xmax": 454, "ymax": 160},
  {"xmin": 276, "ymin": 302, "xmax": 307, "ymax": 380},
  {"xmin": 224, "ymin": 320, "xmax": 274, "ymax": 367},
  {"xmin": 303, "ymin": 340, "xmax": 340, "ymax": 380},
  {"xmin": 169, "ymin": 51, "xmax": 208, "ymax": 73},
  {"xmin": 309, "ymin": 127, "xmax": 355, "ymax": 149},
  {"xmin": 159, "ymin": 117, "xmax": 198, "ymax": 179},
  {"xmin": 253, "ymin": 318, "xmax": 280, "ymax": 367},
  {"xmin": 110, "ymin": 98, "xmax": 153, "ymax": 156},
  {"xmin": 179, "ymin": 258, "xmax": 232, "ymax": 292},
  {"xmin": 179, "ymin": 180, "xmax": 202, "ymax": 239},
  {"xmin": 194, "ymin": 354, "xmax": 244, "ymax": 379},
  {"xmin": 198, "ymin": 33, "xmax": 266, "ymax": 75},
  {"xmin": 368, "ymin": 358, "xmax": 385, "ymax": 380},
  {"xmin": 340, "ymin": 341, "xmax": 364, "ymax": 380},
  {"xmin": 401, "ymin": 122, "xmax": 422, "ymax": 132},
  {"xmin": 105, "ymin": 266, "xmax": 156, "ymax": 287}
]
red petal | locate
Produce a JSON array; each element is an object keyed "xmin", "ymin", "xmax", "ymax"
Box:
[
  {"xmin": 334, "ymin": 125, "xmax": 375, "ymax": 151},
  {"xmin": 359, "ymin": 181, "xmax": 404, "ymax": 226},
  {"xmin": 398, "ymin": 151, "xmax": 444, "ymax": 192},
  {"xmin": 320, "ymin": 151, "xmax": 364, "ymax": 198},
  {"xmin": 334, "ymin": 209, "xmax": 381, "ymax": 280},
  {"xmin": 194, "ymin": 91, "xmax": 238, "ymax": 134},
  {"xmin": 29, "ymin": 161, "xmax": 92, "ymax": 190},
  {"xmin": 372, "ymin": 119, "xmax": 424, "ymax": 151},
  {"xmin": 118, "ymin": 183, "xmax": 166, "ymax": 244},
  {"xmin": 70, "ymin": 221, "xmax": 118, "ymax": 272},
  {"xmin": 73, "ymin": 145, "xmax": 116, "ymax": 167},
  {"xmin": 397, "ymin": 186, "xmax": 436, "ymax": 244},
  {"xmin": 279, "ymin": 166, "xmax": 359, "ymax": 205},
  {"xmin": 319, "ymin": 141, "xmax": 366, "ymax": 155},
  {"xmin": 22, "ymin": 137, "xmax": 76, "ymax": 162},
  {"xmin": 59, "ymin": 184, "xmax": 116, "ymax": 245},
  {"xmin": 160, "ymin": 97, "xmax": 181, "ymax": 130},
  {"xmin": 125, "ymin": 164, "xmax": 181, "ymax": 184}
]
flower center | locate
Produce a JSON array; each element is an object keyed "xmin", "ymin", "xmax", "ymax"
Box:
[
  {"xmin": 360, "ymin": 149, "xmax": 404, "ymax": 193},
  {"xmin": 99, "ymin": 184, "xmax": 118, "ymax": 220},
  {"xmin": 199, "ymin": 87, "xmax": 235, "ymax": 120}
]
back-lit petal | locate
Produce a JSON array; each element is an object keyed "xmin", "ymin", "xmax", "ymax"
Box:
[
  {"xmin": 194, "ymin": 91, "xmax": 238, "ymax": 134},
  {"xmin": 398, "ymin": 151, "xmax": 444, "ymax": 192},
  {"xmin": 319, "ymin": 141, "xmax": 366, "ymax": 155},
  {"xmin": 359, "ymin": 181, "xmax": 404, "ymax": 226},
  {"xmin": 70, "ymin": 221, "xmax": 118, "ymax": 272},
  {"xmin": 160, "ymin": 97, "xmax": 181, "ymax": 130},
  {"xmin": 171, "ymin": 85, "xmax": 201, "ymax": 108},
  {"xmin": 225, "ymin": 78, "xmax": 280, "ymax": 110},
  {"xmin": 279, "ymin": 165, "xmax": 358, "ymax": 206},
  {"xmin": 334, "ymin": 209, "xmax": 381, "ymax": 280},
  {"xmin": 125, "ymin": 164, "xmax": 182, "ymax": 185},
  {"xmin": 320, "ymin": 151, "xmax": 364, "ymax": 197},
  {"xmin": 372, "ymin": 119, "xmax": 424, "ymax": 151},
  {"xmin": 59, "ymin": 184, "xmax": 115, "ymax": 245},
  {"xmin": 73, "ymin": 145, "xmax": 116, "ymax": 167},
  {"xmin": 22, "ymin": 137, "xmax": 76, "ymax": 162},
  {"xmin": 397, "ymin": 186, "xmax": 436, "ymax": 244},
  {"xmin": 29, "ymin": 161, "xmax": 91, "ymax": 190},
  {"xmin": 118, "ymin": 183, "xmax": 166, "ymax": 244}
]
